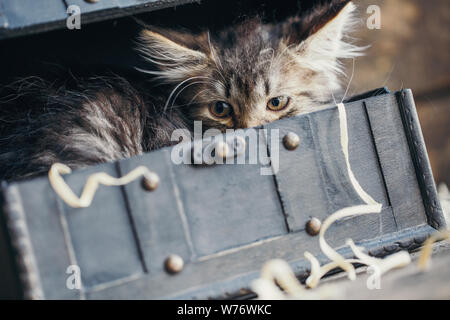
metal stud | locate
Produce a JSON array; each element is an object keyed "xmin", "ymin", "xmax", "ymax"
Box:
[
  {"xmin": 164, "ymin": 254, "xmax": 184, "ymax": 274},
  {"xmin": 305, "ymin": 217, "xmax": 321, "ymax": 236},
  {"xmin": 142, "ymin": 172, "xmax": 159, "ymax": 191},
  {"xmin": 283, "ymin": 132, "xmax": 300, "ymax": 150}
]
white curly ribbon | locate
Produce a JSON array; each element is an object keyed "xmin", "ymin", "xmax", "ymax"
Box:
[
  {"xmin": 308, "ymin": 103, "xmax": 382, "ymax": 283},
  {"xmin": 252, "ymin": 103, "xmax": 412, "ymax": 299},
  {"xmin": 46, "ymin": 102, "xmax": 417, "ymax": 298},
  {"xmin": 49, "ymin": 163, "xmax": 155, "ymax": 208}
]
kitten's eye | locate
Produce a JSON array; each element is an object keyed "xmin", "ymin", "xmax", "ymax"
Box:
[
  {"xmin": 209, "ymin": 101, "xmax": 233, "ymax": 118},
  {"xmin": 267, "ymin": 96, "xmax": 290, "ymax": 111}
]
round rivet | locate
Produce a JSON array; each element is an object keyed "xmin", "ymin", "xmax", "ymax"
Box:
[
  {"xmin": 283, "ymin": 132, "xmax": 300, "ymax": 150},
  {"xmin": 164, "ymin": 254, "xmax": 184, "ymax": 274},
  {"xmin": 306, "ymin": 217, "xmax": 321, "ymax": 236},
  {"xmin": 142, "ymin": 172, "xmax": 159, "ymax": 191}
]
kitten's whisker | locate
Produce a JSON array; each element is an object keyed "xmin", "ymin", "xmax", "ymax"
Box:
[
  {"xmin": 328, "ymin": 86, "xmax": 337, "ymax": 106},
  {"xmin": 171, "ymin": 100, "xmax": 214, "ymax": 110},
  {"xmin": 170, "ymin": 86, "xmax": 221, "ymax": 110},
  {"xmin": 341, "ymin": 58, "xmax": 355, "ymax": 103},
  {"xmin": 332, "ymin": 92, "xmax": 337, "ymax": 105},
  {"xmin": 273, "ymin": 43, "xmax": 297, "ymax": 67},
  {"xmin": 187, "ymin": 89, "xmax": 211, "ymax": 107},
  {"xmin": 164, "ymin": 76, "xmax": 211, "ymax": 113},
  {"xmin": 268, "ymin": 43, "xmax": 297, "ymax": 74},
  {"xmin": 381, "ymin": 62, "xmax": 396, "ymax": 88},
  {"xmin": 170, "ymin": 81, "xmax": 210, "ymax": 110}
]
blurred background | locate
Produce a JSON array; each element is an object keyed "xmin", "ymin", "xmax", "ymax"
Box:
[{"xmin": 346, "ymin": 0, "xmax": 449, "ymax": 187}]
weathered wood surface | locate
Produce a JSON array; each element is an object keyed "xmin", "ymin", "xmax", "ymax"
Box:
[
  {"xmin": 0, "ymin": 0, "xmax": 197, "ymax": 39},
  {"xmin": 0, "ymin": 90, "xmax": 445, "ymax": 299}
]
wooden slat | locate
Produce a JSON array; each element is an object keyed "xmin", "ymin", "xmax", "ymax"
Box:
[
  {"xmin": 169, "ymin": 134, "xmax": 288, "ymax": 257},
  {"xmin": 0, "ymin": 0, "xmax": 67, "ymax": 29},
  {"xmin": 396, "ymin": 90, "xmax": 447, "ymax": 230},
  {"xmin": 0, "ymin": 90, "xmax": 444, "ymax": 299},
  {"xmin": 266, "ymin": 100, "xmax": 394, "ymax": 234},
  {"xmin": 0, "ymin": 0, "xmax": 197, "ymax": 40},
  {"xmin": 119, "ymin": 149, "xmax": 194, "ymax": 274},
  {"xmin": 65, "ymin": 0, "xmax": 120, "ymax": 14},
  {"xmin": 10, "ymin": 180, "xmax": 79, "ymax": 299},
  {"xmin": 0, "ymin": 1, "xmax": 8, "ymax": 30},
  {"xmin": 365, "ymin": 93, "xmax": 429, "ymax": 230},
  {"xmin": 265, "ymin": 115, "xmax": 329, "ymax": 232},
  {"xmin": 56, "ymin": 163, "xmax": 145, "ymax": 289}
]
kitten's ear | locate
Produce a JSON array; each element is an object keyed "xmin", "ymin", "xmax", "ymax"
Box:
[
  {"xmin": 138, "ymin": 29, "xmax": 208, "ymax": 82},
  {"xmin": 285, "ymin": 1, "xmax": 363, "ymax": 73}
]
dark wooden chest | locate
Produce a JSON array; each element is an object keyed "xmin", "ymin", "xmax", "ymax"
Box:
[{"xmin": 0, "ymin": 88, "xmax": 445, "ymax": 299}]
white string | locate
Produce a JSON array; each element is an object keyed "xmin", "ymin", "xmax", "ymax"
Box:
[
  {"xmin": 312, "ymin": 103, "xmax": 382, "ymax": 282},
  {"xmin": 49, "ymin": 163, "xmax": 155, "ymax": 208},
  {"xmin": 337, "ymin": 103, "xmax": 379, "ymax": 205},
  {"xmin": 46, "ymin": 101, "xmax": 417, "ymax": 299},
  {"xmin": 251, "ymin": 102, "xmax": 414, "ymax": 299}
]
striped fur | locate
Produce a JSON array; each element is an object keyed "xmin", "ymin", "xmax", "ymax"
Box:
[{"xmin": 0, "ymin": 1, "xmax": 362, "ymax": 180}]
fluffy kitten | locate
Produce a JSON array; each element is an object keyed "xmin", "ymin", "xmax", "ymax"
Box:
[{"xmin": 0, "ymin": 0, "xmax": 362, "ymax": 181}]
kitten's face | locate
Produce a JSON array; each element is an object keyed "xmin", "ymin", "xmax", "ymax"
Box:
[
  {"xmin": 139, "ymin": 1, "xmax": 361, "ymax": 131},
  {"xmin": 185, "ymin": 39, "xmax": 334, "ymax": 130}
]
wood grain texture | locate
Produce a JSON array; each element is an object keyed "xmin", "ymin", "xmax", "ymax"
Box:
[
  {"xmin": 169, "ymin": 135, "xmax": 287, "ymax": 257},
  {"xmin": 365, "ymin": 93, "xmax": 428, "ymax": 230},
  {"xmin": 119, "ymin": 149, "xmax": 194, "ymax": 273},
  {"xmin": 0, "ymin": 90, "xmax": 444, "ymax": 299},
  {"xmin": 266, "ymin": 99, "xmax": 394, "ymax": 233},
  {"xmin": 58, "ymin": 163, "xmax": 144, "ymax": 289},
  {"xmin": 0, "ymin": 0, "xmax": 197, "ymax": 39},
  {"xmin": 4, "ymin": 180, "xmax": 79, "ymax": 299},
  {"xmin": 396, "ymin": 90, "xmax": 447, "ymax": 230}
]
